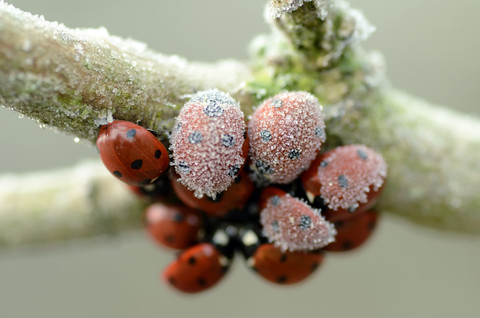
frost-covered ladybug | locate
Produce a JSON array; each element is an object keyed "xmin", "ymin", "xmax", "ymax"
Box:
[
  {"xmin": 162, "ymin": 226, "xmax": 234, "ymax": 294},
  {"xmin": 238, "ymin": 226, "xmax": 325, "ymax": 285},
  {"xmin": 97, "ymin": 120, "xmax": 169, "ymax": 186},
  {"xmin": 248, "ymin": 91, "xmax": 326, "ymax": 184},
  {"xmin": 170, "ymin": 89, "xmax": 248, "ymax": 199},
  {"xmin": 170, "ymin": 170, "xmax": 254, "ymax": 217},
  {"xmin": 259, "ymin": 187, "xmax": 336, "ymax": 252},
  {"xmin": 145, "ymin": 203, "xmax": 202, "ymax": 250},
  {"xmin": 324, "ymin": 211, "xmax": 379, "ymax": 252},
  {"xmin": 301, "ymin": 145, "xmax": 387, "ymax": 222}
]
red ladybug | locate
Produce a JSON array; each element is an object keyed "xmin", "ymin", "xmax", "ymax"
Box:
[
  {"xmin": 170, "ymin": 170, "xmax": 254, "ymax": 217},
  {"xmin": 97, "ymin": 120, "xmax": 169, "ymax": 186},
  {"xmin": 259, "ymin": 187, "xmax": 336, "ymax": 252},
  {"xmin": 248, "ymin": 91, "xmax": 326, "ymax": 184},
  {"xmin": 144, "ymin": 203, "xmax": 202, "ymax": 250},
  {"xmin": 170, "ymin": 89, "xmax": 248, "ymax": 199},
  {"xmin": 238, "ymin": 226, "xmax": 325, "ymax": 285},
  {"xmin": 162, "ymin": 243, "xmax": 229, "ymax": 293},
  {"xmin": 162, "ymin": 225, "xmax": 235, "ymax": 294},
  {"xmin": 324, "ymin": 211, "xmax": 379, "ymax": 252},
  {"xmin": 301, "ymin": 145, "xmax": 387, "ymax": 222},
  {"xmin": 250, "ymin": 244, "xmax": 325, "ymax": 285}
]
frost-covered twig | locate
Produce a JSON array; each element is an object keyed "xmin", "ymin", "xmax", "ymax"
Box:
[
  {"xmin": 0, "ymin": 1, "xmax": 479, "ymax": 247},
  {"xmin": 0, "ymin": 161, "xmax": 144, "ymax": 246},
  {"xmin": 0, "ymin": 2, "xmax": 251, "ymax": 143}
]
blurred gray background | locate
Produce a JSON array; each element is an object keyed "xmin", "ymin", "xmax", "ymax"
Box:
[{"xmin": 1, "ymin": 1, "xmax": 479, "ymax": 317}]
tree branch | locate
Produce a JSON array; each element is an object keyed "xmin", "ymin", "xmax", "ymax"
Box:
[
  {"xmin": 0, "ymin": 1, "xmax": 479, "ymax": 247},
  {"xmin": 0, "ymin": 2, "xmax": 251, "ymax": 144}
]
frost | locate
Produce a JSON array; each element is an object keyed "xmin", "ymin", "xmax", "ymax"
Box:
[
  {"xmin": 260, "ymin": 192, "xmax": 336, "ymax": 251},
  {"xmin": 94, "ymin": 110, "xmax": 113, "ymax": 127},
  {"xmin": 316, "ymin": 145, "xmax": 387, "ymax": 211},
  {"xmin": 248, "ymin": 91, "xmax": 325, "ymax": 184},
  {"xmin": 170, "ymin": 90, "xmax": 247, "ymax": 199},
  {"xmin": 265, "ymin": 0, "xmax": 333, "ymax": 20}
]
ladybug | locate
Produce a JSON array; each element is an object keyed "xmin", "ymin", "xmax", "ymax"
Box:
[
  {"xmin": 162, "ymin": 226, "xmax": 235, "ymax": 294},
  {"xmin": 259, "ymin": 187, "xmax": 336, "ymax": 252},
  {"xmin": 301, "ymin": 144, "xmax": 387, "ymax": 222},
  {"xmin": 170, "ymin": 89, "xmax": 248, "ymax": 199},
  {"xmin": 144, "ymin": 203, "xmax": 202, "ymax": 250},
  {"xmin": 238, "ymin": 226, "xmax": 325, "ymax": 285},
  {"xmin": 248, "ymin": 91, "xmax": 326, "ymax": 184},
  {"xmin": 324, "ymin": 210, "xmax": 379, "ymax": 252},
  {"xmin": 96, "ymin": 120, "xmax": 169, "ymax": 186},
  {"xmin": 170, "ymin": 170, "xmax": 254, "ymax": 217}
]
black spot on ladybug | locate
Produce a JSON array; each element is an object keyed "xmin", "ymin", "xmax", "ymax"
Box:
[
  {"xmin": 338, "ymin": 175, "xmax": 349, "ymax": 189},
  {"xmin": 197, "ymin": 278, "xmax": 207, "ymax": 286},
  {"xmin": 279, "ymin": 254, "xmax": 288, "ymax": 263},
  {"xmin": 168, "ymin": 277, "xmax": 176, "ymax": 286},
  {"xmin": 271, "ymin": 195, "xmax": 280, "ymax": 206},
  {"xmin": 342, "ymin": 241, "xmax": 353, "ymax": 250},
  {"xmin": 155, "ymin": 150, "xmax": 162, "ymax": 159},
  {"xmin": 206, "ymin": 191, "xmax": 224, "ymax": 203},
  {"xmin": 368, "ymin": 220, "xmax": 376, "ymax": 231},
  {"xmin": 288, "ymin": 149, "xmax": 301, "ymax": 160},
  {"xmin": 189, "ymin": 131, "xmax": 203, "ymax": 144},
  {"xmin": 113, "ymin": 170, "xmax": 122, "ymax": 178},
  {"xmin": 315, "ymin": 126, "xmax": 324, "ymax": 138},
  {"xmin": 272, "ymin": 220, "xmax": 280, "ymax": 233},
  {"xmin": 131, "ymin": 159, "xmax": 143, "ymax": 170},
  {"xmin": 320, "ymin": 160, "xmax": 329, "ymax": 168},
  {"xmin": 126, "ymin": 129, "xmax": 136, "ymax": 140},
  {"xmin": 299, "ymin": 215, "xmax": 312, "ymax": 230},
  {"xmin": 311, "ymin": 262, "xmax": 320, "ymax": 271},
  {"xmin": 188, "ymin": 256, "xmax": 196, "ymax": 265},
  {"xmin": 357, "ymin": 149, "xmax": 368, "ymax": 160},
  {"xmin": 260, "ymin": 129, "xmax": 272, "ymax": 143},
  {"xmin": 221, "ymin": 134, "xmax": 235, "ymax": 147},
  {"xmin": 277, "ymin": 275, "xmax": 288, "ymax": 284},
  {"xmin": 165, "ymin": 235, "xmax": 175, "ymax": 243},
  {"xmin": 243, "ymin": 128, "xmax": 247, "ymax": 140},
  {"xmin": 271, "ymin": 99, "xmax": 283, "ymax": 108},
  {"xmin": 177, "ymin": 161, "xmax": 191, "ymax": 174},
  {"xmin": 203, "ymin": 101, "xmax": 224, "ymax": 117},
  {"xmin": 255, "ymin": 160, "xmax": 274, "ymax": 175},
  {"xmin": 172, "ymin": 213, "xmax": 184, "ymax": 223},
  {"xmin": 228, "ymin": 165, "xmax": 241, "ymax": 177}
]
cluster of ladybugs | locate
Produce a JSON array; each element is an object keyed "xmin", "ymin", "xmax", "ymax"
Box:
[{"xmin": 96, "ymin": 90, "xmax": 387, "ymax": 293}]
